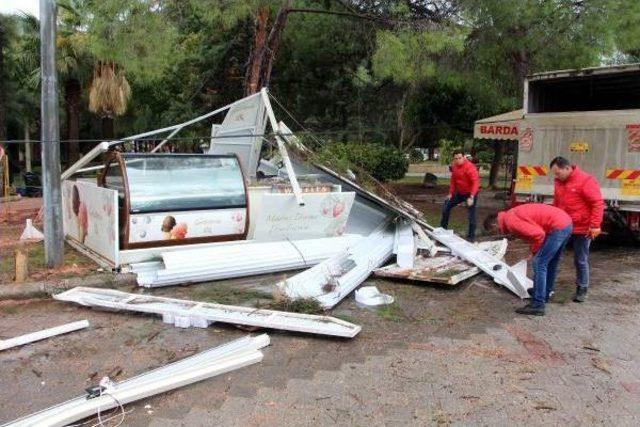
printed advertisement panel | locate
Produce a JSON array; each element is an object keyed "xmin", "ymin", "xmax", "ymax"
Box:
[
  {"xmin": 253, "ymin": 192, "xmax": 356, "ymax": 241},
  {"xmin": 128, "ymin": 208, "xmax": 246, "ymax": 243},
  {"xmin": 62, "ymin": 181, "xmax": 119, "ymax": 264},
  {"xmin": 626, "ymin": 124, "xmax": 640, "ymax": 152}
]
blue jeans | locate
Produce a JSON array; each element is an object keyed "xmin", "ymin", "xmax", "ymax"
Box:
[
  {"xmin": 440, "ymin": 192, "xmax": 477, "ymax": 241},
  {"xmin": 531, "ymin": 224, "xmax": 573, "ymax": 308},
  {"xmin": 572, "ymin": 235, "xmax": 591, "ymax": 288}
]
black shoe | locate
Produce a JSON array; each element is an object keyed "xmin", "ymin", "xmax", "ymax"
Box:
[
  {"xmin": 515, "ymin": 304, "xmax": 545, "ymax": 316},
  {"xmin": 573, "ymin": 287, "xmax": 587, "ymax": 303}
]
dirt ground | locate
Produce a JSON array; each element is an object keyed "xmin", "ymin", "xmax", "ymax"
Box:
[
  {"xmin": 1, "ymin": 185, "xmax": 639, "ymax": 426},
  {"xmin": 0, "ymin": 197, "xmax": 98, "ymax": 283}
]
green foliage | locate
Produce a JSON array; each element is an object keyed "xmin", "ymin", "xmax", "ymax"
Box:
[
  {"xmin": 438, "ymin": 139, "xmax": 459, "ymax": 166},
  {"xmin": 76, "ymin": 0, "xmax": 180, "ymax": 83},
  {"xmin": 2, "ymin": 0, "xmax": 640, "ymax": 157},
  {"xmin": 372, "ymin": 27, "xmax": 466, "ymax": 86},
  {"xmin": 315, "ymin": 142, "xmax": 409, "ymax": 182}
]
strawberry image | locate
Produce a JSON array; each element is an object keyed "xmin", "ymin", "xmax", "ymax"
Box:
[{"xmin": 332, "ymin": 202, "xmax": 345, "ymax": 218}]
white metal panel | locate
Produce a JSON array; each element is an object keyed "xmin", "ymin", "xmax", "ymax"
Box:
[
  {"xmin": 278, "ymin": 220, "xmax": 395, "ymax": 309},
  {"xmin": 208, "ymin": 92, "xmax": 267, "ymax": 177},
  {"xmin": 395, "ymin": 220, "xmax": 416, "ymax": 269},
  {"xmin": 53, "ymin": 287, "xmax": 361, "ymax": 338},
  {"xmin": 0, "ymin": 320, "xmax": 89, "ymax": 351},
  {"xmin": 132, "ymin": 234, "xmax": 362, "ymax": 287},
  {"xmin": 4, "ymin": 335, "xmax": 268, "ymax": 427}
]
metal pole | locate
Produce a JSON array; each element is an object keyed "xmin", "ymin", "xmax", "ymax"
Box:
[{"xmin": 40, "ymin": 0, "xmax": 64, "ymax": 267}]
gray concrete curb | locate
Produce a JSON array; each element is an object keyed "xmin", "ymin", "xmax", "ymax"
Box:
[{"xmin": 0, "ymin": 273, "xmax": 137, "ymax": 301}]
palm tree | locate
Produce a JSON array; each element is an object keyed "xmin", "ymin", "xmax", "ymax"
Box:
[
  {"xmin": 14, "ymin": 8, "xmax": 91, "ymax": 164},
  {"xmin": 88, "ymin": 61, "xmax": 131, "ymax": 139}
]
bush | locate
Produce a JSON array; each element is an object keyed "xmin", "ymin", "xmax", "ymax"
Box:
[{"xmin": 315, "ymin": 142, "xmax": 409, "ymax": 182}]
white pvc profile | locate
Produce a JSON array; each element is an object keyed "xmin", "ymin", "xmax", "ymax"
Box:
[
  {"xmin": 3, "ymin": 334, "xmax": 269, "ymax": 427},
  {"xmin": 0, "ymin": 320, "xmax": 89, "ymax": 351},
  {"xmin": 278, "ymin": 219, "xmax": 395, "ymax": 309},
  {"xmin": 54, "ymin": 287, "xmax": 361, "ymax": 338},
  {"xmin": 395, "ymin": 220, "xmax": 416, "ymax": 269},
  {"xmin": 429, "ymin": 228, "xmax": 532, "ymax": 298},
  {"xmin": 133, "ymin": 235, "xmax": 362, "ymax": 287}
]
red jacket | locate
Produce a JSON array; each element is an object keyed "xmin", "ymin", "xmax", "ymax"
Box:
[
  {"xmin": 498, "ymin": 203, "xmax": 572, "ymax": 254},
  {"xmin": 449, "ymin": 159, "xmax": 480, "ymax": 197},
  {"xmin": 553, "ymin": 166, "xmax": 604, "ymax": 235}
]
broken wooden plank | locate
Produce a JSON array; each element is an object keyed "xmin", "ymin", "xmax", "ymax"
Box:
[
  {"xmin": 374, "ymin": 239, "xmax": 508, "ymax": 285},
  {"xmin": 0, "ymin": 320, "xmax": 89, "ymax": 351},
  {"xmin": 53, "ymin": 287, "xmax": 361, "ymax": 338}
]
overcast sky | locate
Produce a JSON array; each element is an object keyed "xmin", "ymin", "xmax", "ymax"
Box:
[{"xmin": 0, "ymin": 0, "xmax": 40, "ymax": 17}]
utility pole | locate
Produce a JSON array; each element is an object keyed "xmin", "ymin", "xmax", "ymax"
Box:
[{"xmin": 40, "ymin": 0, "xmax": 64, "ymax": 267}]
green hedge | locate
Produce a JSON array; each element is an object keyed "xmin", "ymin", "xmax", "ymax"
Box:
[{"xmin": 315, "ymin": 142, "xmax": 409, "ymax": 182}]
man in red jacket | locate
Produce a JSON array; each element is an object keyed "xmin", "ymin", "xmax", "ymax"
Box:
[
  {"xmin": 550, "ymin": 156, "xmax": 605, "ymax": 303},
  {"xmin": 484, "ymin": 204, "xmax": 573, "ymax": 315},
  {"xmin": 440, "ymin": 150, "xmax": 480, "ymax": 241}
]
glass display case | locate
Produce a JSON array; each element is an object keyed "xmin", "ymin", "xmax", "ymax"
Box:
[{"xmin": 99, "ymin": 153, "xmax": 248, "ymax": 249}]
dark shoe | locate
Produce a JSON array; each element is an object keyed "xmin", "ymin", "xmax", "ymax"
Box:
[
  {"xmin": 515, "ymin": 304, "xmax": 545, "ymax": 316},
  {"xmin": 573, "ymin": 286, "xmax": 587, "ymax": 303}
]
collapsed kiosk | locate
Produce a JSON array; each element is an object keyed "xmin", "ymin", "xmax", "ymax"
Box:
[{"xmin": 61, "ymin": 88, "xmax": 532, "ymax": 307}]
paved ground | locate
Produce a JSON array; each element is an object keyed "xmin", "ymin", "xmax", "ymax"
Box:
[
  {"xmin": 1, "ymin": 241, "xmax": 638, "ymax": 426},
  {"xmin": 1, "ymin": 187, "xmax": 639, "ymax": 426}
]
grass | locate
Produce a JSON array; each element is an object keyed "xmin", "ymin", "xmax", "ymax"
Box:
[
  {"xmin": 192, "ymin": 285, "xmax": 274, "ymax": 306},
  {"xmin": 394, "ymin": 173, "xmax": 511, "ymax": 190},
  {"xmin": 0, "ymin": 242, "xmax": 95, "ymax": 283},
  {"xmin": 0, "ymin": 305, "xmax": 19, "ymax": 315},
  {"xmin": 267, "ymin": 297, "xmax": 324, "ymax": 315},
  {"xmin": 375, "ymin": 303, "xmax": 406, "ymax": 322},
  {"xmin": 333, "ymin": 313, "xmax": 358, "ymax": 324}
]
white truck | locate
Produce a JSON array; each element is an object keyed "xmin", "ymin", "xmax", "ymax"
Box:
[{"xmin": 513, "ymin": 64, "xmax": 640, "ymax": 240}]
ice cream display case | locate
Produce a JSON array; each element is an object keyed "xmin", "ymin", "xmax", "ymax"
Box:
[{"xmin": 98, "ymin": 153, "xmax": 249, "ymax": 249}]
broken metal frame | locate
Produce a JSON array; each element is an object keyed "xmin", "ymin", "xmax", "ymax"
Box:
[
  {"xmin": 54, "ymin": 287, "xmax": 362, "ymax": 338},
  {"xmin": 260, "ymin": 88, "xmax": 304, "ymax": 205},
  {"xmin": 3, "ymin": 334, "xmax": 269, "ymax": 427},
  {"xmin": 0, "ymin": 319, "xmax": 89, "ymax": 351}
]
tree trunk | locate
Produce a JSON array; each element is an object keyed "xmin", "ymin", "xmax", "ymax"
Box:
[
  {"xmin": 65, "ymin": 78, "xmax": 82, "ymax": 163},
  {"xmin": 24, "ymin": 120, "xmax": 32, "ymax": 173},
  {"xmin": 396, "ymin": 90, "xmax": 409, "ymax": 150},
  {"xmin": 244, "ymin": 6, "xmax": 269, "ymax": 96},
  {"xmin": 102, "ymin": 117, "xmax": 114, "ymax": 140},
  {"xmin": 488, "ymin": 140, "xmax": 504, "ymax": 189},
  {"xmin": 260, "ymin": 0, "xmax": 293, "ymax": 89},
  {"xmin": 428, "ymin": 145, "xmax": 435, "ymax": 161},
  {"xmin": 0, "ymin": 21, "xmax": 7, "ymax": 143}
]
